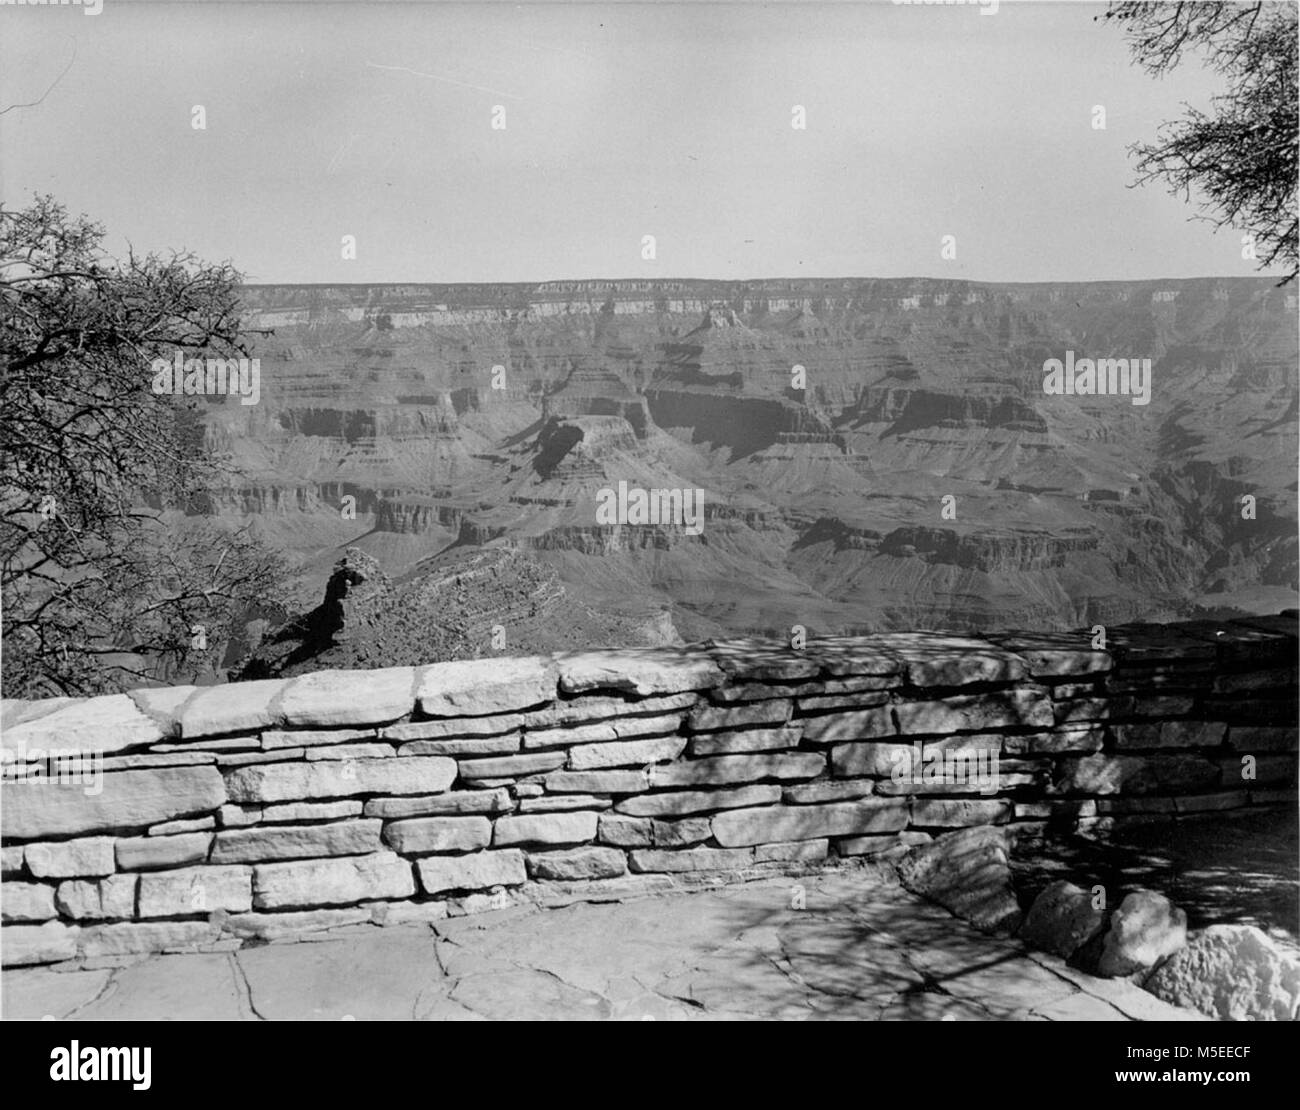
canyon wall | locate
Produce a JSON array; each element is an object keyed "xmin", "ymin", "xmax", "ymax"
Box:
[
  {"xmin": 2, "ymin": 613, "xmax": 1296, "ymax": 966},
  {"xmin": 201, "ymin": 274, "xmax": 1298, "ymax": 649}
]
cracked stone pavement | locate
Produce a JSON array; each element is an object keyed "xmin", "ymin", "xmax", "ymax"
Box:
[{"xmin": 1, "ymin": 868, "xmax": 1206, "ymax": 1021}]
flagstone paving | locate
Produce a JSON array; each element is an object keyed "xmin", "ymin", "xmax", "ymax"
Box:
[{"xmin": 2, "ymin": 867, "xmax": 1205, "ymax": 1021}]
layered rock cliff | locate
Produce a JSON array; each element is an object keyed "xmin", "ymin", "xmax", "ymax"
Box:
[{"xmin": 189, "ymin": 276, "xmax": 1297, "ymax": 645}]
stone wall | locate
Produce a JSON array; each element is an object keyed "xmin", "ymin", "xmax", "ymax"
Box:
[{"xmin": 3, "ymin": 614, "xmax": 1296, "ymax": 967}]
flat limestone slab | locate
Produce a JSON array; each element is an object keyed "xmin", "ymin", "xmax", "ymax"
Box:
[
  {"xmin": 1, "ymin": 695, "xmax": 163, "ymax": 757},
  {"xmin": 417, "ymin": 657, "xmax": 557, "ymax": 717},
  {"xmin": 2, "ymin": 767, "xmax": 226, "ymax": 840},
  {"xmin": 0, "ymin": 967, "xmax": 113, "ymax": 1020},
  {"xmin": 0, "ymin": 870, "xmax": 1211, "ymax": 1020},
  {"xmin": 61, "ymin": 954, "xmax": 249, "ymax": 1021},
  {"xmin": 235, "ymin": 928, "xmax": 446, "ymax": 1020}
]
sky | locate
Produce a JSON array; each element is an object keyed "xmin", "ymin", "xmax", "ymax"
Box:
[{"xmin": 0, "ymin": 0, "xmax": 1283, "ymax": 284}]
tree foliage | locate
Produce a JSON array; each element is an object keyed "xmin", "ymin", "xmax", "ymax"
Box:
[
  {"xmin": 1102, "ymin": 1, "xmax": 1298, "ymax": 282},
  {"xmin": 1, "ymin": 195, "xmax": 296, "ymax": 696}
]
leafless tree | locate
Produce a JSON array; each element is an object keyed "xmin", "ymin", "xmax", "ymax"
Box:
[
  {"xmin": 1, "ymin": 195, "xmax": 297, "ymax": 696},
  {"xmin": 1102, "ymin": 1, "xmax": 1298, "ymax": 283}
]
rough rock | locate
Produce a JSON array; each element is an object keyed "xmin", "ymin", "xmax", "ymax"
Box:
[
  {"xmin": 382, "ymin": 816, "xmax": 492, "ymax": 854},
  {"xmin": 569, "ymin": 737, "xmax": 686, "ymax": 770},
  {"xmin": 650, "ymin": 752, "xmax": 825, "ymax": 787},
  {"xmin": 2, "ymin": 921, "xmax": 80, "ymax": 966},
  {"xmin": 224, "ymin": 756, "xmax": 455, "ymax": 803},
  {"xmin": 545, "ymin": 770, "xmax": 649, "ymax": 794},
  {"xmin": 115, "ymin": 833, "xmax": 212, "ymax": 872},
  {"xmin": 24, "ymin": 838, "xmax": 116, "ymax": 879},
  {"xmin": 417, "ymin": 656, "xmax": 558, "ymax": 716},
  {"xmin": 457, "ymin": 752, "xmax": 566, "ymax": 779},
  {"xmin": 1144, "ymin": 925, "xmax": 1300, "ymax": 1021},
  {"xmin": 277, "ymin": 667, "xmax": 416, "ymax": 727},
  {"xmin": 554, "ymin": 649, "xmax": 723, "ymax": 697},
  {"xmin": 891, "ymin": 637, "xmax": 1026, "ymax": 686},
  {"xmin": 383, "ymin": 715, "xmax": 523, "ymax": 741},
  {"xmin": 1096, "ymin": 891, "xmax": 1188, "ymax": 979},
  {"xmin": 689, "ymin": 726, "xmax": 803, "ymax": 754},
  {"xmin": 711, "ymin": 800, "xmax": 908, "ymax": 847},
  {"xmin": 2, "ymin": 882, "xmax": 58, "ymax": 922},
  {"xmin": 894, "ymin": 689, "xmax": 1053, "ymax": 734},
  {"xmin": 305, "ymin": 743, "xmax": 395, "ymax": 761},
  {"xmin": 517, "ymin": 795, "xmax": 610, "ymax": 813},
  {"xmin": 211, "ymin": 819, "xmax": 382, "ymax": 863},
  {"xmin": 522, "ymin": 713, "xmax": 684, "ymax": 750},
  {"xmin": 493, "ymin": 812, "xmax": 599, "ymax": 847},
  {"xmin": 649, "ymin": 817, "xmax": 712, "ymax": 847},
  {"xmin": 252, "ymin": 852, "xmax": 415, "ymax": 910},
  {"xmin": 629, "ymin": 847, "xmax": 756, "ymax": 873},
  {"xmin": 830, "ymin": 742, "xmax": 915, "ymax": 777},
  {"xmin": 54, "ymin": 875, "xmax": 137, "ymax": 921},
  {"xmin": 137, "ymin": 866, "xmax": 253, "ymax": 917},
  {"xmin": 259, "ymin": 800, "xmax": 364, "ymax": 822},
  {"xmin": 79, "ymin": 920, "xmax": 219, "ymax": 958},
  {"xmin": 2, "ymin": 766, "xmax": 226, "ymax": 840},
  {"xmin": 417, "ymin": 849, "xmax": 527, "ymax": 894},
  {"xmin": 687, "ymin": 700, "xmax": 791, "ymax": 731},
  {"xmin": 1111, "ymin": 721, "xmax": 1228, "ymax": 750},
  {"xmin": 363, "ymin": 789, "xmax": 512, "ymax": 818},
  {"xmin": 0, "ymin": 694, "xmax": 163, "ymax": 757},
  {"xmin": 801, "ymin": 708, "xmax": 894, "ymax": 743},
  {"xmin": 895, "ymin": 826, "xmax": 1022, "ymax": 934},
  {"xmin": 261, "ymin": 727, "xmax": 375, "ymax": 751},
  {"xmin": 597, "ymin": 814, "xmax": 653, "ymax": 847},
  {"xmin": 178, "ymin": 680, "xmax": 285, "ymax": 738},
  {"xmin": 911, "ymin": 799, "xmax": 1012, "ymax": 827},
  {"xmin": 526, "ymin": 847, "xmax": 627, "ymax": 881},
  {"xmin": 400, "ymin": 736, "xmax": 521, "ymax": 756},
  {"xmin": 782, "ymin": 779, "xmax": 876, "ymax": 804},
  {"xmin": 223, "ymin": 907, "xmax": 372, "ymax": 940},
  {"xmin": 1019, "ymin": 880, "xmax": 1108, "ymax": 958},
  {"xmin": 615, "ymin": 784, "xmax": 782, "ymax": 818}
]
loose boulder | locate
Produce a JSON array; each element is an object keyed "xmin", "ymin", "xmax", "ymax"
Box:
[
  {"xmin": 895, "ymin": 825, "xmax": 1022, "ymax": 934},
  {"xmin": 1020, "ymin": 879, "xmax": 1108, "ymax": 959},
  {"xmin": 1097, "ymin": 890, "xmax": 1187, "ymax": 979},
  {"xmin": 1145, "ymin": 925, "xmax": 1300, "ymax": 1021}
]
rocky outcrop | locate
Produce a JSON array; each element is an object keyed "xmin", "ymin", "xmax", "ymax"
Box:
[{"xmin": 230, "ymin": 546, "xmax": 668, "ymax": 679}]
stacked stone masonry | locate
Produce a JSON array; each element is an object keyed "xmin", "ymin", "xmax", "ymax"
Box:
[{"xmin": 2, "ymin": 614, "xmax": 1296, "ymax": 966}]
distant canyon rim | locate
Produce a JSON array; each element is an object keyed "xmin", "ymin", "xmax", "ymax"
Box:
[{"xmin": 187, "ymin": 275, "xmax": 1296, "ymax": 677}]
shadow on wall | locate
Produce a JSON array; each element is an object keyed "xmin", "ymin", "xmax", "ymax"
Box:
[{"xmin": 1010, "ymin": 807, "xmax": 1299, "ymax": 945}]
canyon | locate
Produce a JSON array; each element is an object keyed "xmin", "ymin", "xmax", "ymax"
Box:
[{"xmin": 196, "ymin": 276, "xmax": 1297, "ymax": 673}]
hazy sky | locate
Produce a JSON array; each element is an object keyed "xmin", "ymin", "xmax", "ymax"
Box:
[{"xmin": 0, "ymin": 0, "xmax": 1280, "ymax": 283}]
